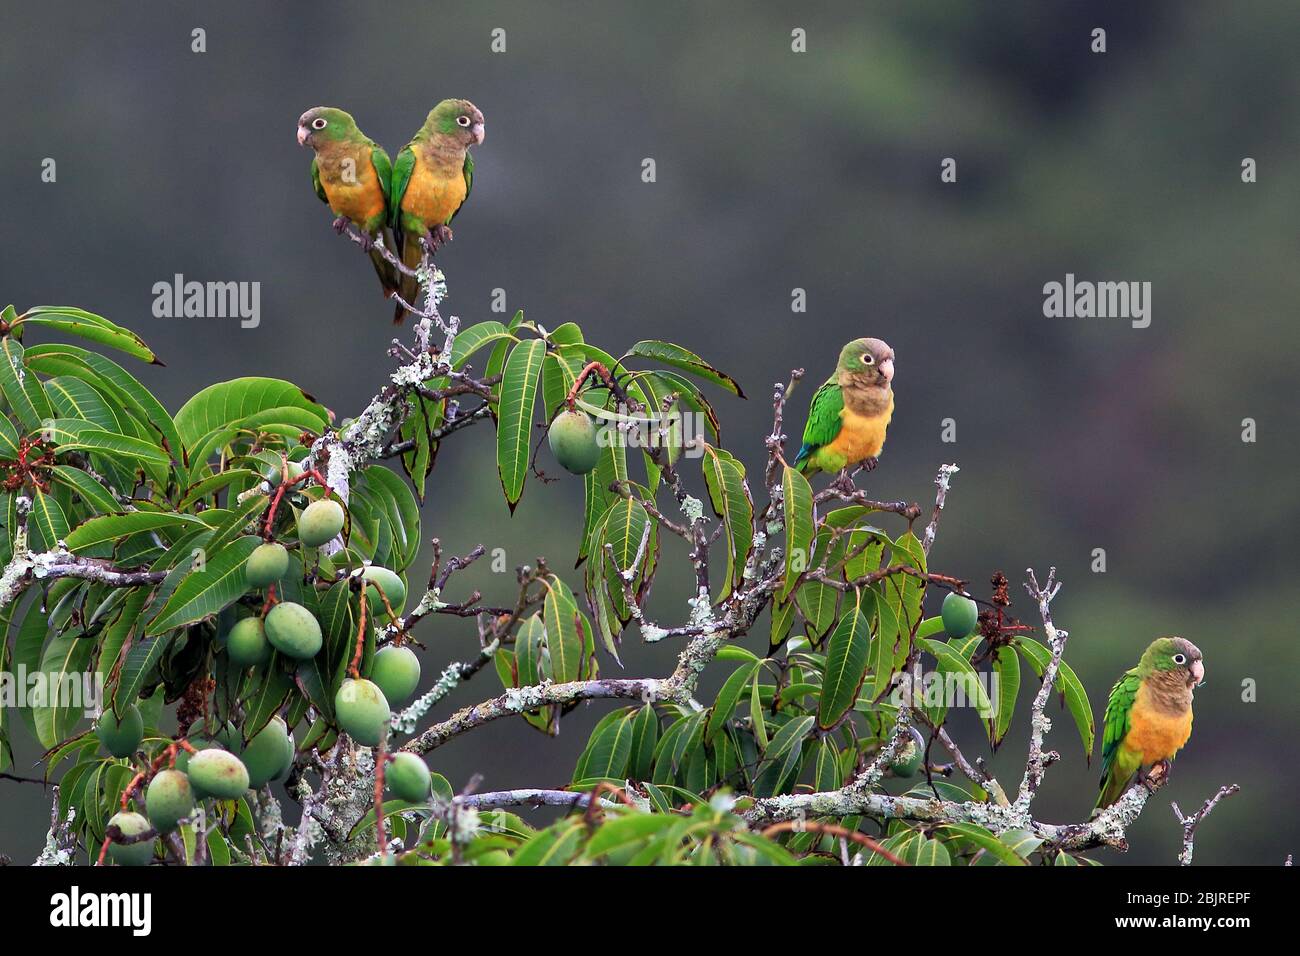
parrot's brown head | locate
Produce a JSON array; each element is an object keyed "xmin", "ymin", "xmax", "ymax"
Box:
[
  {"xmin": 837, "ymin": 338, "xmax": 895, "ymax": 389},
  {"xmin": 1142, "ymin": 636, "xmax": 1205, "ymax": 689},
  {"xmin": 297, "ymin": 107, "xmax": 358, "ymax": 149},
  {"xmin": 426, "ymin": 98, "xmax": 485, "ymax": 147}
]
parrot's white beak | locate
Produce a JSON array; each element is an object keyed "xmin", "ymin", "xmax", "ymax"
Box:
[
  {"xmin": 878, "ymin": 358, "xmax": 894, "ymax": 383},
  {"xmin": 1190, "ymin": 660, "xmax": 1205, "ymax": 686},
  {"xmin": 472, "ymin": 122, "xmax": 485, "ymax": 145},
  {"xmin": 297, "ymin": 125, "xmax": 309, "ymax": 146}
]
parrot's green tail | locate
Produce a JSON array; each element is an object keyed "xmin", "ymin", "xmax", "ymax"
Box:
[
  {"xmin": 393, "ymin": 234, "xmax": 423, "ymax": 325},
  {"xmin": 1093, "ymin": 769, "xmax": 1131, "ymax": 815}
]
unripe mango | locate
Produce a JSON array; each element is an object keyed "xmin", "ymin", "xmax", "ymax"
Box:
[
  {"xmin": 298, "ymin": 499, "xmax": 345, "ymax": 547},
  {"xmin": 95, "ymin": 704, "xmax": 143, "ymax": 758},
  {"xmin": 106, "ymin": 811, "xmax": 155, "ymax": 866},
  {"xmin": 370, "ymin": 645, "xmax": 420, "ymax": 705},
  {"xmin": 891, "ymin": 738, "xmax": 924, "ymax": 778},
  {"xmin": 226, "ymin": 616, "xmax": 270, "ymax": 666},
  {"xmin": 264, "ymin": 602, "xmax": 323, "ymax": 659},
  {"xmin": 187, "ymin": 749, "xmax": 249, "ymax": 800},
  {"xmin": 185, "ymin": 719, "xmax": 242, "ymax": 754},
  {"xmin": 246, "ymin": 542, "xmax": 290, "ymax": 588},
  {"xmin": 360, "ymin": 565, "xmax": 407, "ymax": 614},
  {"xmin": 265, "ymin": 459, "xmax": 304, "ymax": 487},
  {"xmin": 941, "ymin": 592, "xmax": 979, "ymax": 638},
  {"xmin": 334, "ymin": 678, "xmax": 391, "ymax": 747},
  {"xmin": 146, "ymin": 769, "xmax": 195, "ymax": 834},
  {"xmin": 548, "ymin": 410, "xmax": 600, "ymax": 475},
  {"xmin": 243, "ymin": 716, "xmax": 295, "ymax": 789},
  {"xmin": 385, "ymin": 751, "xmax": 431, "ymax": 802}
]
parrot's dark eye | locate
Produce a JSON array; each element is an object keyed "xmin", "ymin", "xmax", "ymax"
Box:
[
  {"xmin": 456, "ymin": 115, "xmax": 472, "ymax": 127},
  {"xmin": 311, "ymin": 118, "xmax": 327, "ymax": 130},
  {"xmin": 1172, "ymin": 653, "xmax": 1187, "ymax": 665},
  {"xmin": 863, "ymin": 354, "xmax": 875, "ymax": 365}
]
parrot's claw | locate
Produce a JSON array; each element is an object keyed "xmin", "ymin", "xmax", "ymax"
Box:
[
  {"xmin": 356, "ymin": 232, "xmax": 375, "ymax": 252},
  {"xmin": 1141, "ymin": 760, "xmax": 1172, "ymax": 792},
  {"xmin": 830, "ymin": 469, "xmax": 856, "ymax": 494},
  {"xmin": 862, "ymin": 456, "xmax": 880, "ymax": 473},
  {"xmin": 331, "ymin": 216, "xmax": 349, "ymax": 235}
]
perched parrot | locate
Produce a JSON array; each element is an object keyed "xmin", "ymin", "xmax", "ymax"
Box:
[
  {"xmin": 297, "ymin": 106, "xmax": 398, "ymax": 298},
  {"xmin": 390, "ymin": 98, "xmax": 485, "ymax": 323},
  {"xmin": 1095, "ymin": 637, "xmax": 1205, "ymax": 811},
  {"xmin": 794, "ymin": 338, "xmax": 896, "ymax": 478}
]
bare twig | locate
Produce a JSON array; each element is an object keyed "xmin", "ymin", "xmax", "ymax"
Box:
[{"xmin": 1171, "ymin": 784, "xmax": 1240, "ymax": 866}]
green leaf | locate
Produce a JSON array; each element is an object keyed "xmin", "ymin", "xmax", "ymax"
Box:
[
  {"xmin": 625, "ymin": 340, "xmax": 745, "ymax": 397},
  {"xmin": 34, "ymin": 630, "xmax": 95, "ymax": 748},
  {"xmin": 706, "ymin": 662, "xmax": 759, "ymax": 743},
  {"xmin": 495, "ymin": 339, "xmax": 545, "ymax": 509},
  {"xmin": 0, "ymin": 337, "xmax": 53, "ymax": 430},
  {"xmin": 818, "ymin": 591, "xmax": 872, "ymax": 729},
  {"xmin": 28, "ymin": 489, "xmax": 69, "ymax": 551},
  {"xmin": 780, "ymin": 465, "xmax": 814, "ymax": 604},
  {"xmin": 50, "ymin": 465, "xmax": 122, "ymax": 515},
  {"xmin": 939, "ymin": 822, "xmax": 1029, "ymax": 866},
  {"xmin": 918, "ymin": 636, "xmax": 994, "ymax": 730},
  {"xmin": 66, "ymin": 512, "xmax": 201, "ymax": 553},
  {"xmin": 990, "ymin": 645, "xmax": 1020, "ymax": 747},
  {"xmin": 145, "ymin": 536, "xmax": 260, "ymax": 635},
  {"xmin": 1013, "ymin": 637, "xmax": 1095, "ymax": 758},
  {"xmin": 573, "ymin": 710, "xmax": 634, "ymax": 782},
  {"xmin": 22, "ymin": 344, "xmax": 184, "ymax": 482},
  {"xmin": 449, "ymin": 321, "xmax": 513, "ymax": 370},
  {"xmin": 628, "ymin": 704, "xmax": 659, "ymax": 781},
  {"xmin": 543, "ymin": 574, "xmax": 583, "ymax": 683},
  {"xmin": 45, "ymin": 418, "xmax": 172, "ymax": 467},
  {"xmin": 764, "ymin": 715, "xmax": 814, "ymax": 764},
  {"xmin": 17, "ymin": 307, "xmax": 160, "ymax": 364},
  {"xmin": 174, "ymin": 378, "xmax": 328, "ymax": 455},
  {"xmin": 701, "ymin": 444, "xmax": 752, "ymax": 599}
]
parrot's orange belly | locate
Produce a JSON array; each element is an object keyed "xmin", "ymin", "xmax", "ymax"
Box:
[
  {"xmin": 1126, "ymin": 691, "xmax": 1193, "ymax": 766},
  {"xmin": 322, "ymin": 167, "xmax": 385, "ymax": 227},
  {"xmin": 824, "ymin": 406, "xmax": 892, "ymax": 464},
  {"xmin": 401, "ymin": 160, "xmax": 467, "ymax": 226}
]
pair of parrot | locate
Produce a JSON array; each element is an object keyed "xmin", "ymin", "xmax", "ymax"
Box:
[
  {"xmin": 297, "ymin": 100, "xmax": 485, "ymax": 323},
  {"xmin": 792, "ymin": 339, "xmax": 1203, "ymax": 813}
]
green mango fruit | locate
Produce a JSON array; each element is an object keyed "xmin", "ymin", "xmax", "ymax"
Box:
[
  {"xmin": 95, "ymin": 704, "xmax": 143, "ymax": 758},
  {"xmin": 547, "ymin": 410, "xmax": 600, "ymax": 475},
  {"xmin": 264, "ymin": 602, "xmax": 323, "ymax": 659}
]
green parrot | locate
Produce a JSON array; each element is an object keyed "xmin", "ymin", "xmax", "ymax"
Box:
[
  {"xmin": 389, "ymin": 98, "xmax": 484, "ymax": 323},
  {"xmin": 1095, "ymin": 637, "xmax": 1205, "ymax": 811},
  {"xmin": 794, "ymin": 338, "xmax": 896, "ymax": 477},
  {"xmin": 297, "ymin": 106, "xmax": 398, "ymax": 297}
]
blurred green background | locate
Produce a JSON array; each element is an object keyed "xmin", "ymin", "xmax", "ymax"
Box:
[{"xmin": 1, "ymin": 0, "xmax": 1296, "ymax": 865}]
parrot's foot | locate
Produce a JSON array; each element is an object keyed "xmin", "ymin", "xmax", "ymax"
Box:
[
  {"xmin": 862, "ymin": 456, "xmax": 880, "ymax": 473},
  {"xmin": 331, "ymin": 216, "xmax": 350, "ymax": 235},
  {"xmin": 432, "ymin": 224, "xmax": 454, "ymax": 248},
  {"xmin": 1141, "ymin": 760, "xmax": 1172, "ymax": 792},
  {"xmin": 830, "ymin": 469, "xmax": 856, "ymax": 494},
  {"xmin": 356, "ymin": 231, "xmax": 375, "ymax": 251}
]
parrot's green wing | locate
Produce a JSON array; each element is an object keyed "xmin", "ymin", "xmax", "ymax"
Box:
[
  {"xmin": 310, "ymin": 157, "xmax": 327, "ymax": 204},
  {"xmin": 370, "ymin": 145, "xmax": 393, "ymax": 207},
  {"xmin": 389, "ymin": 147, "xmax": 416, "ymax": 228},
  {"xmin": 456, "ymin": 150, "xmax": 474, "ymax": 219},
  {"xmin": 1100, "ymin": 669, "xmax": 1140, "ymax": 782},
  {"xmin": 794, "ymin": 377, "xmax": 843, "ymax": 470}
]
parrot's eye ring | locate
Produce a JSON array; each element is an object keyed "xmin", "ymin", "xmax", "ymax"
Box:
[
  {"xmin": 456, "ymin": 115, "xmax": 472, "ymax": 127},
  {"xmin": 863, "ymin": 354, "xmax": 875, "ymax": 365},
  {"xmin": 1172, "ymin": 653, "xmax": 1187, "ymax": 665},
  {"xmin": 311, "ymin": 118, "xmax": 327, "ymax": 131}
]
